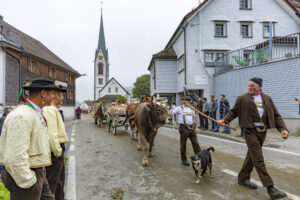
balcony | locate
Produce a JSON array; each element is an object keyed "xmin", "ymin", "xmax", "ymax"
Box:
[{"xmin": 214, "ymin": 33, "xmax": 300, "ymax": 74}]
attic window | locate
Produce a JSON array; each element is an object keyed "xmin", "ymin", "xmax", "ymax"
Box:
[{"xmin": 240, "ymin": 0, "xmax": 252, "ymax": 9}]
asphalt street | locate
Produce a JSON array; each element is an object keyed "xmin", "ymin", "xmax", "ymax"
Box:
[{"xmin": 65, "ymin": 115, "xmax": 300, "ymax": 200}]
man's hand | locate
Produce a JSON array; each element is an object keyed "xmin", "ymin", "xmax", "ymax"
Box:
[
  {"xmin": 218, "ymin": 119, "xmax": 225, "ymax": 126},
  {"xmin": 195, "ymin": 127, "xmax": 199, "ymax": 134},
  {"xmin": 281, "ymin": 130, "xmax": 289, "ymax": 139}
]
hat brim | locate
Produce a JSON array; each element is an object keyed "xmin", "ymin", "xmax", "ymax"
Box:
[{"xmin": 23, "ymin": 85, "xmax": 59, "ymax": 91}]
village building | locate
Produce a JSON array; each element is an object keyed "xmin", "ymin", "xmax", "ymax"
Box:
[
  {"xmin": 94, "ymin": 9, "xmax": 131, "ymax": 102},
  {"xmin": 148, "ymin": 0, "xmax": 300, "ymax": 105},
  {"xmin": 0, "ymin": 15, "xmax": 80, "ymax": 118},
  {"xmin": 98, "ymin": 78, "xmax": 131, "ymax": 102}
]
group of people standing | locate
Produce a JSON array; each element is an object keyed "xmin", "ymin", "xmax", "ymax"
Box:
[
  {"xmin": 173, "ymin": 77, "xmax": 290, "ymax": 200},
  {"xmin": 0, "ymin": 78, "xmax": 68, "ymax": 200},
  {"xmin": 196, "ymin": 94, "xmax": 230, "ymax": 134}
]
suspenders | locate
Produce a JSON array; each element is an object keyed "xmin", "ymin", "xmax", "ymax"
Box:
[{"xmin": 181, "ymin": 106, "xmax": 194, "ymax": 129}]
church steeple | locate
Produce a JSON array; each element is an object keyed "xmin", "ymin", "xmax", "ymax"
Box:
[{"xmin": 95, "ymin": 3, "xmax": 108, "ymax": 62}]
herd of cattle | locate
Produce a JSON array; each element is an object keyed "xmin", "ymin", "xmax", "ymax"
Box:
[{"xmin": 94, "ymin": 97, "xmax": 171, "ymax": 166}]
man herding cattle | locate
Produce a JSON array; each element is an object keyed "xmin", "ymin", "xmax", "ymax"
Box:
[
  {"xmin": 219, "ymin": 77, "xmax": 289, "ymax": 200},
  {"xmin": 172, "ymin": 96, "xmax": 201, "ymax": 166}
]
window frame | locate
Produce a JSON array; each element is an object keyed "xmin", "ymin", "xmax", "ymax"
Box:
[
  {"xmin": 108, "ymin": 87, "xmax": 111, "ymax": 93},
  {"xmin": 214, "ymin": 21, "xmax": 228, "ymax": 37},
  {"xmin": 98, "ymin": 78, "xmax": 103, "ymax": 85},
  {"xmin": 115, "ymin": 87, "xmax": 118, "ymax": 93},
  {"xmin": 240, "ymin": 22, "xmax": 253, "ymax": 38},
  {"xmin": 262, "ymin": 22, "xmax": 275, "ymax": 38},
  {"xmin": 240, "ymin": 0, "xmax": 252, "ymax": 10},
  {"xmin": 49, "ymin": 67, "xmax": 57, "ymax": 79},
  {"xmin": 177, "ymin": 54, "xmax": 185, "ymax": 73},
  {"xmin": 98, "ymin": 62, "xmax": 104, "ymax": 75}
]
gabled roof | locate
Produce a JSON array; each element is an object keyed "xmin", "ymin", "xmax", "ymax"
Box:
[
  {"xmin": 100, "ymin": 94, "xmax": 121, "ymax": 100},
  {"xmin": 95, "ymin": 11, "xmax": 108, "ymax": 62},
  {"xmin": 84, "ymin": 100, "xmax": 94, "ymax": 106},
  {"xmin": 0, "ymin": 19, "xmax": 80, "ymax": 76},
  {"xmin": 147, "ymin": 47, "xmax": 177, "ymax": 70},
  {"xmin": 98, "ymin": 77, "xmax": 131, "ymax": 96},
  {"xmin": 284, "ymin": 0, "xmax": 300, "ymax": 18},
  {"xmin": 153, "ymin": 47, "xmax": 177, "ymax": 58}
]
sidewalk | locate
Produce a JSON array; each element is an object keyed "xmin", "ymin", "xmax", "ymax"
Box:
[{"xmin": 164, "ymin": 123, "xmax": 300, "ymax": 155}]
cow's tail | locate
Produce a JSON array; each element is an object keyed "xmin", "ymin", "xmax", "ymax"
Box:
[{"xmin": 207, "ymin": 147, "xmax": 215, "ymax": 152}]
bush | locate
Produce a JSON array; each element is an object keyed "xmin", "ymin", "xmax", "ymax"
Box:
[
  {"xmin": 117, "ymin": 96, "xmax": 127, "ymax": 104},
  {"xmin": 0, "ymin": 181, "xmax": 10, "ymax": 200}
]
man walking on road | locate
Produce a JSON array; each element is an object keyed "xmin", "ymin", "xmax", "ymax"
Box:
[
  {"xmin": 202, "ymin": 98, "xmax": 209, "ymax": 130},
  {"xmin": 209, "ymin": 95, "xmax": 218, "ymax": 131},
  {"xmin": 0, "ymin": 78, "xmax": 56, "ymax": 200},
  {"xmin": 43, "ymin": 86, "xmax": 68, "ymax": 200},
  {"xmin": 214, "ymin": 94, "xmax": 227, "ymax": 132},
  {"xmin": 219, "ymin": 77, "xmax": 289, "ymax": 200},
  {"xmin": 173, "ymin": 96, "xmax": 201, "ymax": 166}
]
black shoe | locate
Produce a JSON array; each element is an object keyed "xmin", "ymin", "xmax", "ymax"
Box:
[
  {"xmin": 213, "ymin": 129, "xmax": 219, "ymax": 132},
  {"xmin": 182, "ymin": 160, "xmax": 190, "ymax": 166},
  {"xmin": 238, "ymin": 180, "xmax": 257, "ymax": 189},
  {"xmin": 202, "ymin": 128, "xmax": 207, "ymax": 131},
  {"xmin": 267, "ymin": 186, "xmax": 287, "ymax": 200}
]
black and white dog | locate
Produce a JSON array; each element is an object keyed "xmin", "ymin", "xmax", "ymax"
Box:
[{"xmin": 190, "ymin": 147, "xmax": 215, "ymax": 184}]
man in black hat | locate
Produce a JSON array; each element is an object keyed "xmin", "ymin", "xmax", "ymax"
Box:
[
  {"xmin": 219, "ymin": 77, "xmax": 289, "ymax": 200},
  {"xmin": 172, "ymin": 96, "xmax": 201, "ymax": 166},
  {"xmin": 0, "ymin": 78, "xmax": 58, "ymax": 200}
]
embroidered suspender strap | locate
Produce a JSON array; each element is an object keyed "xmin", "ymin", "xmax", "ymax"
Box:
[
  {"xmin": 181, "ymin": 106, "xmax": 186, "ymax": 125},
  {"xmin": 23, "ymin": 103, "xmax": 36, "ymax": 111}
]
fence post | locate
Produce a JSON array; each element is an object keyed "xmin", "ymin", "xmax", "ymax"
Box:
[{"xmin": 269, "ymin": 22, "xmax": 273, "ymax": 60}]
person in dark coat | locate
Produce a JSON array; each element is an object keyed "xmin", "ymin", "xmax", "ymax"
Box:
[
  {"xmin": 0, "ymin": 107, "xmax": 12, "ymax": 135},
  {"xmin": 214, "ymin": 94, "xmax": 226, "ymax": 132},
  {"xmin": 219, "ymin": 77, "xmax": 289, "ymax": 200},
  {"xmin": 221, "ymin": 100, "xmax": 230, "ymax": 134}
]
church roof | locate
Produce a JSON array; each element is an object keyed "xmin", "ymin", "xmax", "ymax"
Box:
[
  {"xmin": 95, "ymin": 11, "xmax": 108, "ymax": 61},
  {"xmin": 0, "ymin": 19, "xmax": 80, "ymax": 76}
]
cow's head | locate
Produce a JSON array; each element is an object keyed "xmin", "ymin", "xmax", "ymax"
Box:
[{"xmin": 146, "ymin": 103, "xmax": 169, "ymax": 127}]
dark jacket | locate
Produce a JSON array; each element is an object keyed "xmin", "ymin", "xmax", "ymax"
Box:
[
  {"xmin": 197, "ymin": 100, "xmax": 203, "ymax": 112},
  {"xmin": 223, "ymin": 93, "xmax": 288, "ymax": 132},
  {"xmin": 209, "ymin": 99, "xmax": 218, "ymax": 113},
  {"xmin": 0, "ymin": 114, "xmax": 7, "ymax": 135},
  {"xmin": 219, "ymin": 99, "xmax": 224, "ymax": 114}
]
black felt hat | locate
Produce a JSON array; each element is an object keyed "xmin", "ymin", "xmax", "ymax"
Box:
[
  {"xmin": 22, "ymin": 78, "xmax": 59, "ymax": 91},
  {"xmin": 249, "ymin": 77, "xmax": 263, "ymax": 87}
]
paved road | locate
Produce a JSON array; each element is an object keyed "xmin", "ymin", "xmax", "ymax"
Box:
[{"xmin": 66, "ymin": 115, "xmax": 300, "ymax": 200}]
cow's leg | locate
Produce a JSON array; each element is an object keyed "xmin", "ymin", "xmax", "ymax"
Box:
[
  {"xmin": 148, "ymin": 130, "xmax": 157, "ymax": 158},
  {"xmin": 139, "ymin": 133, "xmax": 149, "ymax": 166},
  {"xmin": 129, "ymin": 118, "xmax": 136, "ymax": 140}
]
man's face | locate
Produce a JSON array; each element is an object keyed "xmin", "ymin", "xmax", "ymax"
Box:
[
  {"xmin": 42, "ymin": 90, "xmax": 55, "ymax": 107},
  {"xmin": 55, "ymin": 92, "xmax": 64, "ymax": 107},
  {"xmin": 220, "ymin": 96, "xmax": 224, "ymax": 100},
  {"xmin": 182, "ymin": 99, "xmax": 190, "ymax": 105},
  {"xmin": 210, "ymin": 96, "xmax": 214, "ymax": 101},
  {"xmin": 248, "ymin": 81, "xmax": 261, "ymax": 94}
]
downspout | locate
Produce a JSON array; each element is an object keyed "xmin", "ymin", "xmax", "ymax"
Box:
[
  {"xmin": 2, "ymin": 47, "xmax": 24, "ymax": 94},
  {"xmin": 184, "ymin": 27, "xmax": 187, "ymax": 85}
]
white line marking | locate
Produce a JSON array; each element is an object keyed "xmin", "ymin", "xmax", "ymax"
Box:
[
  {"xmin": 66, "ymin": 155, "xmax": 76, "ymax": 200},
  {"xmin": 195, "ymin": 132, "xmax": 300, "ymax": 157},
  {"xmin": 222, "ymin": 169, "xmax": 300, "ymax": 200},
  {"xmin": 70, "ymin": 144, "xmax": 75, "ymax": 151},
  {"xmin": 71, "ymin": 137, "xmax": 75, "ymax": 142}
]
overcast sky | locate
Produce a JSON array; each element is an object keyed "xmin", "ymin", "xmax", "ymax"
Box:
[{"xmin": 0, "ymin": 0, "xmax": 200, "ymax": 102}]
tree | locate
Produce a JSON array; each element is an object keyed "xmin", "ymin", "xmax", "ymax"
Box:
[{"xmin": 132, "ymin": 74, "xmax": 150, "ymax": 98}]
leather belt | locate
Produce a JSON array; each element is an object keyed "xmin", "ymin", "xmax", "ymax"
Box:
[{"xmin": 180, "ymin": 124, "xmax": 194, "ymax": 130}]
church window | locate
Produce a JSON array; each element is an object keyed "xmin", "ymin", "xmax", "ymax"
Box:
[
  {"xmin": 108, "ymin": 87, "xmax": 111, "ymax": 93},
  {"xmin": 98, "ymin": 78, "xmax": 103, "ymax": 85},
  {"xmin": 115, "ymin": 87, "xmax": 118, "ymax": 93},
  {"xmin": 98, "ymin": 62, "xmax": 104, "ymax": 75}
]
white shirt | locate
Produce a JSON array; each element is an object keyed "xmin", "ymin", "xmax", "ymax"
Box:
[
  {"xmin": 253, "ymin": 95, "xmax": 264, "ymax": 126},
  {"xmin": 27, "ymin": 99, "xmax": 43, "ymax": 117},
  {"xmin": 173, "ymin": 105, "xmax": 195, "ymax": 125}
]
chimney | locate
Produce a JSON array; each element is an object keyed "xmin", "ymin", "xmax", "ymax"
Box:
[{"xmin": 0, "ymin": 15, "xmax": 3, "ymax": 21}]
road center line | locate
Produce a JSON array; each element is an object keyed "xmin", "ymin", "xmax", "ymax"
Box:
[
  {"xmin": 222, "ymin": 169, "xmax": 300, "ymax": 200},
  {"xmin": 66, "ymin": 155, "xmax": 76, "ymax": 200},
  {"xmin": 70, "ymin": 144, "xmax": 75, "ymax": 151}
]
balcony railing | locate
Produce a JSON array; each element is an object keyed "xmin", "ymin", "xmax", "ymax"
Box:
[{"xmin": 214, "ymin": 33, "xmax": 300, "ymax": 74}]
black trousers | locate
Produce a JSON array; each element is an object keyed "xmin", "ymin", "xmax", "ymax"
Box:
[
  {"xmin": 179, "ymin": 125, "xmax": 201, "ymax": 161},
  {"xmin": 46, "ymin": 144, "xmax": 66, "ymax": 200},
  {"xmin": 203, "ymin": 112, "xmax": 209, "ymax": 129},
  {"xmin": 198, "ymin": 114, "xmax": 204, "ymax": 128},
  {"xmin": 238, "ymin": 128, "xmax": 274, "ymax": 187}
]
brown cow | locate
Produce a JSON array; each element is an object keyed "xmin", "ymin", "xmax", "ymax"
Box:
[
  {"xmin": 134, "ymin": 103, "xmax": 169, "ymax": 166},
  {"xmin": 123, "ymin": 96, "xmax": 151, "ymax": 140},
  {"xmin": 95, "ymin": 102, "xmax": 105, "ymax": 127}
]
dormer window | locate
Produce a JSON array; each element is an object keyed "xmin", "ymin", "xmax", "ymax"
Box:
[{"xmin": 240, "ymin": 0, "xmax": 252, "ymax": 9}]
